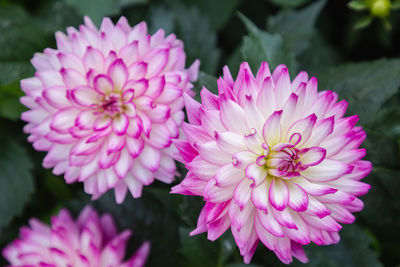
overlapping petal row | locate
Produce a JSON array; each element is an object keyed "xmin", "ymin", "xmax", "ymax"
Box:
[
  {"xmin": 172, "ymin": 62, "xmax": 372, "ymax": 264},
  {"xmin": 2, "ymin": 206, "xmax": 150, "ymax": 267},
  {"xmin": 20, "ymin": 16, "xmax": 199, "ymax": 203}
]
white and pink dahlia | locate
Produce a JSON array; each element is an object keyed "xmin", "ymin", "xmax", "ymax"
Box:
[
  {"xmin": 172, "ymin": 62, "xmax": 372, "ymax": 264},
  {"xmin": 20, "ymin": 16, "xmax": 199, "ymax": 203},
  {"xmin": 2, "ymin": 206, "xmax": 150, "ymax": 267}
]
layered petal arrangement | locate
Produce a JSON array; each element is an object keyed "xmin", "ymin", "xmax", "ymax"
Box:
[
  {"xmin": 172, "ymin": 62, "xmax": 372, "ymax": 264},
  {"xmin": 2, "ymin": 206, "xmax": 150, "ymax": 267},
  {"xmin": 20, "ymin": 16, "xmax": 199, "ymax": 203}
]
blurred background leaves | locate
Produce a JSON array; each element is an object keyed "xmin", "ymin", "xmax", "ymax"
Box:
[{"xmin": 0, "ymin": 0, "xmax": 400, "ymax": 266}]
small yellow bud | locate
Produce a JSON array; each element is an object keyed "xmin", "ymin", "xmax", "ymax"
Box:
[{"xmin": 370, "ymin": 0, "xmax": 392, "ymax": 18}]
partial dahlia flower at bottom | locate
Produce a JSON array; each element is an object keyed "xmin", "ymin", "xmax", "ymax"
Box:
[
  {"xmin": 2, "ymin": 206, "xmax": 150, "ymax": 267},
  {"xmin": 172, "ymin": 62, "xmax": 371, "ymax": 264}
]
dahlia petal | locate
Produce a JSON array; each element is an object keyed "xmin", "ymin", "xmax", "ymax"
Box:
[
  {"xmin": 245, "ymin": 163, "xmax": 267, "ymax": 187},
  {"xmin": 275, "ymin": 237, "xmax": 293, "ymax": 264},
  {"xmin": 269, "ymin": 178, "xmax": 289, "ymax": 211},
  {"xmin": 200, "ymin": 87, "xmax": 219, "ymax": 110},
  {"xmin": 60, "ymin": 68, "xmax": 86, "ymax": 89},
  {"xmin": 138, "ymin": 145, "xmax": 160, "ymax": 172},
  {"xmin": 70, "ymin": 85, "xmax": 98, "ymax": 107},
  {"xmin": 108, "ymin": 59, "xmax": 128, "ymax": 89},
  {"xmin": 291, "ymin": 71, "xmax": 309, "ymax": 92},
  {"xmin": 124, "ymin": 174, "xmax": 143, "ymax": 198},
  {"xmin": 146, "ymin": 104, "xmax": 170, "ymax": 123},
  {"xmin": 146, "ymin": 76, "xmax": 165, "ymax": 99},
  {"xmin": 112, "ymin": 114, "xmax": 129, "ymax": 135},
  {"xmin": 271, "ymin": 207, "xmax": 297, "ymax": 229},
  {"xmin": 215, "ymin": 131, "xmax": 246, "ymax": 154},
  {"xmin": 263, "ymin": 110, "xmax": 283, "ymax": 146},
  {"xmin": 331, "ymin": 148, "xmax": 366, "ymax": 164},
  {"xmin": 126, "ymin": 137, "xmax": 144, "ymax": 158},
  {"xmin": 257, "ymin": 209, "xmax": 284, "ymax": 237},
  {"xmin": 300, "ymin": 213, "xmax": 341, "ymax": 232},
  {"xmin": 220, "ymin": 99, "xmax": 248, "ymax": 134},
  {"xmin": 94, "ymin": 74, "xmax": 114, "ymax": 95},
  {"xmin": 230, "ymin": 201, "xmax": 254, "ymax": 231},
  {"xmin": 113, "ymin": 149, "xmax": 134, "ymax": 179},
  {"xmin": 195, "ymin": 141, "xmax": 232, "ymax": 165},
  {"xmin": 274, "ymin": 67, "xmax": 292, "ymax": 108},
  {"xmin": 232, "ymin": 150, "xmax": 258, "ymax": 168},
  {"xmin": 36, "ymin": 70, "xmax": 64, "ymax": 87},
  {"xmin": 204, "ymin": 179, "xmax": 234, "ymax": 203},
  {"xmin": 244, "ymin": 95, "xmax": 265, "ymax": 131},
  {"xmin": 283, "ymin": 213, "xmax": 311, "ymax": 245},
  {"xmin": 325, "ymin": 204, "xmax": 355, "ymax": 224},
  {"xmin": 316, "ymin": 190, "xmax": 355, "ymax": 205},
  {"xmin": 201, "ymin": 108, "xmax": 225, "ymax": 133},
  {"xmin": 251, "ymin": 180, "xmax": 270, "ymax": 211},
  {"xmin": 287, "ymin": 181, "xmax": 309, "ymax": 212},
  {"xmin": 183, "ymin": 93, "xmax": 201, "ymax": 124},
  {"xmin": 286, "ymin": 113, "xmax": 317, "ymax": 146},
  {"xmin": 93, "ymin": 115, "xmax": 111, "ymax": 131},
  {"xmin": 302, "ymin": 159, "xmax": 353, "ymax": 182},
  {"xmin": 304, "ymin": 197, "xmax": 331, "ymax": 218},
  {"xmin": 257, "ymin": 76, "xmax": 276, "ymax": 118},
  {"xmin": 256, "ymin": 62, "xmax": 272, "ymax": 85},
  {"xmin": 292, "ymin": 177, "xmax": 337, "ymax": 196},
  {"xmin": 82, "ymin": 47, "xmax": 104, "ymax": 72},
  {"xmin": 145, "ymin": 49, "xmax": 169, "ymax": 78},
  {"xmin": 147, "ymin": 123, "xmax": 171, "ymax": 149},
  {"xmin": 106, "ymin": 133, "xmax": 126, "ymax": 154},
  {"xmin": 50, "ymin": 107, "xmax": 79, "ymax": 134},
  {"xmin": 188, "ymin": 156, "xmax": 221, "ymax": 180},
  {"xmin": 300, "ymin": 147, "xmax": 326, "ymax": 167},
  {"xmin": 215, "ymin": 164, "xmax": 243, "ymax": 187},
  {"xmin": 131, "ymin": 161, "xmax": 154, "ymax": 185},
  {"xmin": 207, "ymin": 215, "xmax": 231, "ymax": 241},
  {"xmin": 233, "ymin": 178, "xmax": 252, "ymax": 208},
  {"xmin": 254, "ymin": 212, "xmax": 276, "ymax": 250}
]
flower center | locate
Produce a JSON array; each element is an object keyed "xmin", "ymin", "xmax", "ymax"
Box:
[
  {"xmin": 256, "ymin": 144, "xmax": 305, "ymax": 180},
  {"xmin": 101, "ymin": 93, "xmax": 122, "ymax": 115}
]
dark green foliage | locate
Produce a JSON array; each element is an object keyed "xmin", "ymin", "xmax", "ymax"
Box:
[
  {"xmin": 0, "ymin": 0, "xmax": 400, "ymax": 266},
  {"xmin": 0, "ymin": 134, "xmax": 34, "ymax": 231}
]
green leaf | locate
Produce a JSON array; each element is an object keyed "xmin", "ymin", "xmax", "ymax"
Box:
[
  {"xmin": 238, "ymin": 13, "xmax": 297, "ymax": 73},
  {"xmin": 268, "ymin": 0, "xmax": 327, "ymax": 56},
  {"xmin": 319, "ymin": 58, "xmax": 400, "ymax": 125},
  {"xmin": 0, "ymin": 134, "xmax": 34, "ymax": 230},
  {"xmin": 0, "ymin": 61, "xmax": 33, "ymax": 85},
  {"xmin": 348, "ymin": 0, "xmax": 368, "ymax": 10},
  {"xmin": 267, "ymin": 0, "xmax": 310, "ymax": 8},
  {"xmin": 34, "ymin": 0, "xmax": 82, "ymax": 33},
  {"xmin": 291, "ymin": 225, "xmax": 383, "ymax": 267},
  {"xmin": 297, "ymin": 33, "xmax": 344, "ymax": 77},
  {"xmin": 353, "ymin": 16, "xmax": 373, "ymax": 30},
  {"xmin": 148, "ymin": 5, "xmax": 175, "ymax": 34},
  {"xmin": 0, "ymin": 61, "xmax": 32, "ymax": 120},
  {"xmin": 0, "ymin": 5, "xmax": 48, "ymax": 61},
  {"xmin": 173, "ymin": 4, "xmax": 221, "ymax": 74},
  {"xmin": 181, "ymin": 0, "xmax": 241, "ymax": 31},
  {"xmin": 179, "ymin": 227, "xmax": 219, "ymax": 267},
  {"xmin": 65, "ymin": 0, "xmax": 148, "ymax": 25}
]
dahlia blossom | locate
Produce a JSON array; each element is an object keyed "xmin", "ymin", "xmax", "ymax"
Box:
[
  {"xmin": 172, "ymin": 62, "xmax": 372, "ymax": 264},
  {"xmin": 2, "ymin": 206, "xmax": 150, "ymax": 267},
  {"xmin": 20, "ymin": 16, "xmax": 199, "ymax": 203}
]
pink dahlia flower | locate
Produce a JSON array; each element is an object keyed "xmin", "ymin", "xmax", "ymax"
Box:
[
  {"xmin": 172, "ymin": 62, "xmax": 372, "ymax": 264},
  {"xmin": 20, "ymin": 16, "xmax": 199, "ymax": 203},
  {"xmin": 2, "ymin": 206, "xmax": 150, "ymax": 267}
]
